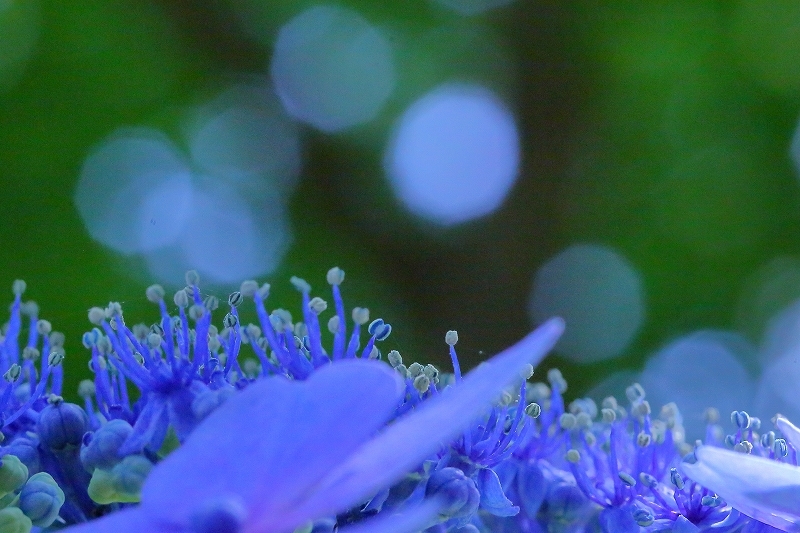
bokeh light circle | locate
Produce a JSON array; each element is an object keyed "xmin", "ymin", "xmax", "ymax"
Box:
[
  {"xmin": 144, "ymin": 178, "xmax": 291, "ymax": 285},
  {"xmin": 529, "ymin": 244, "xmax": 644, "ymax": 363},
  {"xmin": 75, "ymin": 128, "xmax": 193, "ymax": 255},
  {"xmin": 755, "ymin": 350, "xmax": 800, "ymax": 426},
  {"xmin": 385, "ymin": 84, "xmax": 520, "ymax": 226},
  {"xmin": 735, "ymin": 257, "xmax": 800, "ymax": 346},
  {"xmin": 188, "ymin": 84, "xmax": 302, "ymax": 194},
  {"xmin": 270, "ymin": 5, "xmax": 395, "ymax": 132},
  {"xmin": 639, "ymin": 331, "xmax": 756, "ymax": 439}
]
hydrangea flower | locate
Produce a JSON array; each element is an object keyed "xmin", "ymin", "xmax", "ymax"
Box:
[
  {"xmin": 58, "ymin": 317, "xmax": 564, "ymax": 532},
  {"xmin": 4, "ymin": 267, "xmax": 794, "ymax": 533}
]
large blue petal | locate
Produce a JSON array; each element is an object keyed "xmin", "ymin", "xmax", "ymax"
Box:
[
  {"xmin": 476, "ymin": 467, "xmax": 519, "ymax": 517},
  {"xmin": 281, "ymin": 318, "xmax": 564, "ymax": 528},
  {"xmin": 681, "ymin": 446, "xmax": 800, "ymax": 532},
  {"xmin": 141, "ymin": 359, "xmax": 404, "ymax": 530},
  {"xmin": 775, "ymin": 415, "xmax": 800, "ymax": 452}
]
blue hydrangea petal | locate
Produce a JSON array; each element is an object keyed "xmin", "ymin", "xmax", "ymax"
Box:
[
  {"xmin": 681, "ymin": 446, "xmax": 800, "ymax": 532},
  {"xmin": 118, "ymin": 395, "xmax": 168, "ymax": 456},
  {"xmin": 476, "ymin": 467, "xmax": 519, "ymax": 517},
  {"xmin": 597, "ymin": 507, "xmax": 638, "ymax": 533},
  {"xmin": 165, "ymin": 381, "xmax": 207, "ymax": 442},
  {"xmin": 282, "ymin": 318, "xmax": 563, "ymax": 527},
  {"xmin": 141, "ymin": 359, "xmax": 404, "ymax": 530},
  {"xmin": 775, "ymin": 415, "xmax": 800, "ymax": 452},
  {"xmin": 516, "ymin": 461, "xmax": 547, "ymax": 518}
]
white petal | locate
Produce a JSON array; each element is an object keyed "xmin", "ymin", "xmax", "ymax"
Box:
[
  {"xmin": 681, "ymin": 446, "xmax": 800, "ymax": 532},
  {"xmin": 776, "ymin": 414, "xmax": 800, "ymax": 451}
]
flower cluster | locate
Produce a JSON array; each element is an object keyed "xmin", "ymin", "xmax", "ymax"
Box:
[{"xmin": 0, "ymin": 269, "xmax": 797, "ymax": 532}]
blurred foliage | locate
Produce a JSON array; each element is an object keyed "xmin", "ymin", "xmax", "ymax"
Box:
[{"xmin": 1, "ymin": 0, "xmax": 800, "ymax": 400}]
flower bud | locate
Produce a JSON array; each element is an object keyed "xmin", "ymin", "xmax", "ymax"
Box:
[
  {"xmin": 19, "ymin": 472, "xmax": 65, "ymax": 527},
  {"xmin": 425, "ymin": 467, "xmax": 480, "ymax": 520},
  {"xmin": 0, "ymin": 455, "xmax": 28, "ymax": 495},
  {"xmin": 37, "ymin": 401, "xmax": 89, "ymax": 450},
  {"xmin": 88, "ymin": 455, "xmax": 153, "ymax": 505},
  {"xmin": 0, "ymin": 507, "xmax": 32, "ymax": 533},
  {"xmin": 80, "ymin": 419, "xmax": 134, "ymax": 472},
  {"xmin": 4, "ymin": 439, "xmax": 40, "ymax": 474}
]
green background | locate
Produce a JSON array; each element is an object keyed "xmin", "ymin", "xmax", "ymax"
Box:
[{"xmin": 2, "ymin": 0, "xmax": 800, "ymax": 400}]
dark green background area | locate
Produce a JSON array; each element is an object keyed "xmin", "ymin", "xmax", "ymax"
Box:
[{"xmin": 2, "ymin": 0, "xmax": 800, "ymax": 401}]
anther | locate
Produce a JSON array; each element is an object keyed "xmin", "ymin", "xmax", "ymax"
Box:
[
  {"xmin": 256, "ymin": 283, "xmax": 270, "ymax": 299},
  {"xmin": 407, "ymin": 363, "xmax": 423, "ymax": 377},
  {"xmin": 602, "ymin": 396, "xmax": 618, "ymax": 410},
  {"xmin": 565, "ymin": 449, "xmax": 581, "ymax": 463},
  {"xmin": 36, "ymin": 319, "xmax": 52, "ymax": 335},
  {"xmin": 49, "ymin": 332, "xmax": 65, "ymax": 348},
  {"xmin": 228, "ymin": 291, "xmax": 243, "ymax": 308},
  {"xmin": 3, "ymin": 364, "xmax": 21, "ymax": 383},
  {"xmin": 731, "ymin": 410, "xmax": 751, "ymax": 430},
  {"xmin": 326, "ymin": 267, "xmax": 345, "ymax": 286},
  {"xmin": 387, "ymin": 350, "xmax": 402, "ymax": 368},
  {"xmin": 575, "ymin": 412, "xmax": 592, "ymax": 429},
  {"xmin": 185, "ymin": 270, "xmax": 201, "ymax": 286},
  {"xmin": 734, "ymin": 440, "xmax": 753, "ymax": 454},
  {"xmin": 78, "ymin": 380, "xmax": 95, "ymax": 398},
  {"xmin": 145, "ymin": 284, "xmax": 165, "ymax": 303},
  {"xmin": 308, "ymin": 297, "xmax": 327, "ymax": 315},
  {"xmin": 761, "ymin": 431, "xmax": 776, "ymax": 449},
  {"xmin": 413, "ymin": 374, "xmax": 430, "ymax": 394},
  {"xmin": 12, "ymin": 280, "xmax": 26, "ymax": 296},
  {"xmin": 625, "ymin": 383, "xmax": 645, "ymax": 403},
  {"xmin": 204, "ymin": 295, "xmax": 220, "ymax": 311},
  {"xmin": 559, "ymin": 413, "xmax": 577, "ymax": 430},
  {"xmin": 327, "ymin": 315, "xmax": 340, "ymax": 334},
  {"xmin": 445, "ymin": 330, "xmax": 458, "ymax": 346},
  {"xmin": 290, "ymin": 276, "xmax": 311, "ymax": 293},
  {"xmin": 423, "ymin": 364, "xmax": 439, "ymax": 382},
  {"xmin": 88, "ymin": 307, "xmax": 105, "ymax": 325},
  {"xmin": 525, "ymin": 403, "xmax": 542, "ymax": 418},
  {"xmin": 633, "ymin": 509, "xmax": 654, "ymax": 527},
  {"xmin": 223, "ymin": 314, "xmax": 238, "ymax": 329},
  {"xmin": 174, "ymin": 290, "xmax": 189, "ymax": 308},
  {"xmin": 774, "ymin": 439, "xmax": 789, "ymax": 458},
  {"xmin": 547, "ymin": 368, "xmax": 567, "ymax": 392},
  {"xmin": 240, "ymin": 280, "xmax": 259, "ymax": 297},
  {"xmin": 639, "ymin": 473, "xmax": 658, "ymax": 489},
  {"xmin": 367, "ymin": 319, "xmax": 391, "ymax": 341},
  {"xmin": 670, "ymin": 468, "xmax": 685, "ymax": 490},
  {"xmin": 22, "ymin": 347, "xmax": 40, "ymax": 361},
  {"xmin": 189, "ymin": 305, "xmax": 205, "ymax": 321},
  {"xmin": 352, "ymin": 307, "xmax": 369, "ymax": 325}
]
